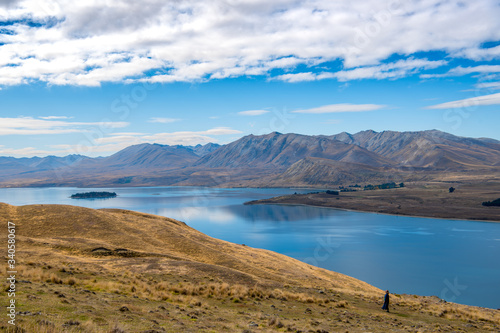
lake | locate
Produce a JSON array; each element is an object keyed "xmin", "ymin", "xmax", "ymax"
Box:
[{"xmin": 1, "ymin": 186, "xmax": 499, "ymax": 309}]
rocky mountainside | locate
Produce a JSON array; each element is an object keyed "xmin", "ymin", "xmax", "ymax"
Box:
[
  {"xmin": 190, "ymin": 142, "xmax": 221, "ymax": 156},
  {"xmin": 195, "ymin": 132, "xmax": 392, "ymax": 169},
  {"xmin": 331, "ymin": 130, "xmax": 500, "ymax": 169}
]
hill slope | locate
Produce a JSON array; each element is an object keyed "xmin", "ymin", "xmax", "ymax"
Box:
[
  {"xmin": 265, "ymin": 158, "xmax": 395, "ymax": 186},
  {"xmin": 1, "ymin": 203, "xmax": 498, "ymax": 332},
  {"xmin": 0, "ymin": 203, "xmax": 376, "ymax": 291}
]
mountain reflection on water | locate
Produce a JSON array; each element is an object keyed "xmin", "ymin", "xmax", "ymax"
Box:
[{"xmin": 229, "ymin": 203, "xmax": 344, "ymax": 222}]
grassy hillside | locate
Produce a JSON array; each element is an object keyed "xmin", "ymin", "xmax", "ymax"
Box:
[{"xmin": 1, "ymin": 203, "xmax": 499, "ymax": 332}]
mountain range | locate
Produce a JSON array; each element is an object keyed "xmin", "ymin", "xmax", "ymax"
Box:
[{"xmin": 1, "ymin": 130, "xmax": 499, "ymax": 187}]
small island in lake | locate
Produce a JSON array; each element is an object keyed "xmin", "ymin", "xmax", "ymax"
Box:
[{"xmin": 70, "ymin": 191, "xmax": 117, "ymax": 199}]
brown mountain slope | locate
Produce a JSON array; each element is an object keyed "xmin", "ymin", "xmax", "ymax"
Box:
[{"xmin": 264, "ymin": 158, "xmax": 393, "ymax": 186}]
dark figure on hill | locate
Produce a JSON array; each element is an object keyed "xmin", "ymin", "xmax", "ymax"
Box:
[{"xmin": 382, "ymin": 290, "xmax": 390, "ymax": 312}]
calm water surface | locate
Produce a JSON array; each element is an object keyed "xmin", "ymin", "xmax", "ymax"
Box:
[{"xmin": 1, "ymin": 186, "xmax": 499, "ymax": 309}]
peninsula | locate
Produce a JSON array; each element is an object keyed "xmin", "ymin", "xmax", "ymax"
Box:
[{"xmin": 246, "ymin": 181, "xmax": 500, "ymax": 222}]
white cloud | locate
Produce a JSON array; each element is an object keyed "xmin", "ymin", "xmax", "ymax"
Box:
[
  {"xmin": 476, "ymin": 81, "xmax": 500, "ymax": 90},
  {"xmin": 451, "ymin": 65, "xmax": 500, "ymax": 75},
  {"xmin": 0, "ymin": 146, "xmax": 58, "ymax": 157},
  {"xmin": 38, "ymin": 116, "xmax": 73, "ymax": 120},
  {"xmin": 93, "ymin": 127, "xmax": 242, "ymax": 145},
  {"xmin": 86, "ymin": 127, "xmax": 242, "ymax": 155},
  {"xmin": 334, "ymin": 59, "xmax": 447, "ymax": 81},
  {"xmin": 426, "ymin": 92, "xmax": 500, "ymax": 109},
  {"xmin": 276, "ymin": 72, "xmax": 321, "ymax": 83},
  {"xmin": 148, "ymin": 117, "xmax": 181, "ymax": 123},
  {"xmin": 454, "ymin": 45, "xmax": 500, "ymax": 61},
  {"xmin": 421, "ymin": 65, "xmax": 500, "ymax": 79},
  {"xmin": 0, "ymin": 117, "xmax": 128, "ymax": 135},
  {"xmin": 292, "ymin": 103, "xmax": 385, "ymax": 114},
  {"xmin": 275, "ymin": 59, "xmax": 447, "ymax": 82},
  {"xmin": 0, "ymin": 125, "xmax": 242, "ymax": 157},
  {"xmin": 109, "ymin": 132, "xmax": 147, "ymax": 136},
  {"xmin": 0, "ymin": 1, "xmax": 499, "ymax": 86},
  {"xmin": 237, "ymin": 110, "xmax": 270, "ymax": 116}
]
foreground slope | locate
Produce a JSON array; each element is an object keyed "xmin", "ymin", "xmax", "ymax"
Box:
[
  {"xmin": 0, "ymin": 203, "xmax": 371, "ymax": 291},
  {"xmin": 1, "ymin": 203, "xmax": 499, "ymax": 332}
]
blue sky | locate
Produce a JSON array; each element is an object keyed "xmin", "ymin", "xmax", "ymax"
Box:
[{"xmin": 1, "ymin": 0, "xmax": 500, "ymax": 157}]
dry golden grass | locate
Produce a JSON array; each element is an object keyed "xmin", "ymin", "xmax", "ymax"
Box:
[{"xmin": 1, "ymin": 203, "xmax": 499, "ymax": 332}]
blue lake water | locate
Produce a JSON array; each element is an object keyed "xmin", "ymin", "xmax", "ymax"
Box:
[{"xmin": 1, "ymin": 186, "xmax": 499, "ymax": 309}]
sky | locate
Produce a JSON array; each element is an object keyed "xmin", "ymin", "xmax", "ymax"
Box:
[{"xmin": 0, "ymin": 0, "xmax": 500, "ymax": 157}]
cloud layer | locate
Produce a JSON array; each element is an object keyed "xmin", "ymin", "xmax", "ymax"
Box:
[
  {"xmin": 0, "ymin": 117, "xmax": 128, "ymax": 135},
  {"xmin": 426, "ymin": 92, "xmax": 500, "ymax": 109},
  {"xmin": 293, "ymin": 103, "xmax": 385, "ymax": 114},
  {"xmin": 1, "ymin": 0, "xmax": 499, "ymax": 86},
  {"xmin": 0, "ymin": 116, "xmax": 242, "ymax": 156},
  {"xmin": 238, "ymin": 110, "xmax": 270, "ymax": 116}
]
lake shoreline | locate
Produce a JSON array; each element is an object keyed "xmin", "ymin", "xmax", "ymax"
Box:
[
  {"xmin": 246, "ymin": 199, "xmax": 500, "ymax": 223},
  {"xmin": 245, "ymin": 183, "xmax": 500, "ymax": 223}
]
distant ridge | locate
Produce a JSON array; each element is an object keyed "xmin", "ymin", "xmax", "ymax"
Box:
[
  {"xmin": 0, "ymin": 130, "xmax": 499, "ymax": 187},
  {"xmin": 330, "ymin": 129, "xmax": 500, "ymax": 168},
  {"xmin": 0, "ymin": 154, "xmax": 89, "ymax": 177}
]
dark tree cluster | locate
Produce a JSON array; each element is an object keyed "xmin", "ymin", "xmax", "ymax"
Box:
[
  {"xmin": 364, "ymin": 182, "xmax": 401, "ymax": 190},
  {"xmin": 482, "ymin": 198, "xmax": 500, "ymax": 207},
  {"xmin": 326, "ymin": 190, "xmax": 339, "ymax": 195}
]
